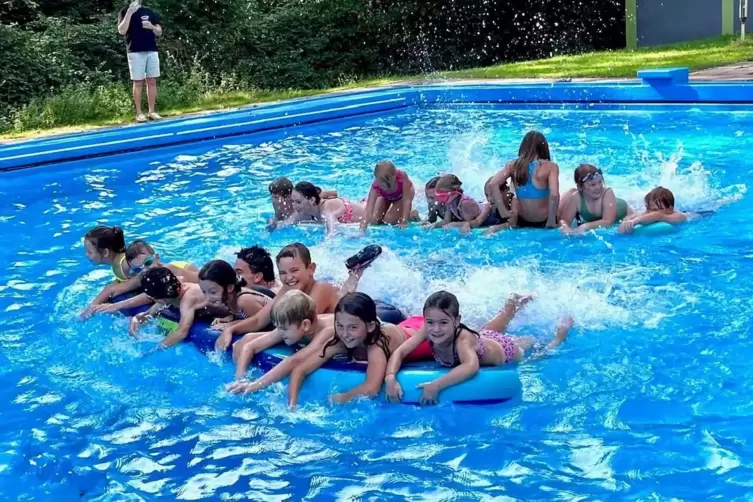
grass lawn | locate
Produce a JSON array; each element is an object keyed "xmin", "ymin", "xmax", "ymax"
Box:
[
  {"xmin": 2, "ymin": 36, "xmax": 751, "ymax": 141},
  {"xmin": 444, "ymin": 36, "xmax": 752, "ymax": 78}
]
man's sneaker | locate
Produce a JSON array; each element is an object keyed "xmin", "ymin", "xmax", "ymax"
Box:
[
  {"xmin": 136, "ymin": 113, "xmax": 148, "ymax": 123},
  {"xmin": 148, "ymin": 112, "xmax": 162, "ymax": 120}
]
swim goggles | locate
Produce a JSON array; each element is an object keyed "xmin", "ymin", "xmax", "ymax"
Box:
[
  {"xmin": 130, "ymin": 255, "xmax": 155, "ymax": 275},
  {"xmin": 581, "ymin": 169, "xmax": 603, "ymax": 183},
  {"xmin": 434, "ymin": 189, "xmax": 459, "ymax": 204}
]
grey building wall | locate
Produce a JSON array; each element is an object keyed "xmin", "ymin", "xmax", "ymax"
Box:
[{"xmin": 637, "ymin": 0, "xmax": 723, "ymax": 47}]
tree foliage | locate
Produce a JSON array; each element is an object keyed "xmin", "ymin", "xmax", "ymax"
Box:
[{"xmin": 0, "ymin": 0, "xmax": 624, "ymax": 127}]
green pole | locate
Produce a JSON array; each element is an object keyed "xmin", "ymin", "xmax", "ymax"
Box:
[
  {"xmin": 722, "ymin": 0, "xmax": 734, "ymax": 35},
  {"xmin": 626, "ymin": 0, "xmax": 638, "ymax": 50}
]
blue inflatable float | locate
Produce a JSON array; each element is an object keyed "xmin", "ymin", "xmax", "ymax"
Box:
[
  {"xmin": 115, "ymin": 295, "xmax": 522, "ymax": 404},
  {"xmin": 630, "ymin": 221, "xmax": 679, "ymax": 236}
]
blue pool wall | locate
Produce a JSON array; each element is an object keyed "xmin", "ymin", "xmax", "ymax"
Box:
[{"xmin": 2, "ymin": 68, "xmax": 753, "ymax": 172}]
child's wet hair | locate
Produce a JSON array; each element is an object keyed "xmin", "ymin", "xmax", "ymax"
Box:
[
  {"xmin": 199, "ymin": 260, "xmax": 247, "ymax": 300},
  {"xmin": 322, "ymin": 292, "xmax": 391, "ymax": 359},
  {"xmin": 125, "ymin": 239, "xmax": 155, "ymax": 263},
  {"xmin": 574, "ymin": 164, "xmax": 600, "ymax": 186},
  {"xmin": 425, "ymin": 176, "xmax": 440, "ymax": 190},
  {"xmin": 645, "ymin": 186, "xmax": 675, "ymax": 210},
  {"xmin": 484, "ymin": 176, "xmax": 513, "ymax": 210},
  {"xmin": 423, "ymin": 290, "xmax": 481, "ymax": 338},
  {"xmin": 423, "ymin": 290, "xmax": 461, "ymax": 319},
  {"xmin": 142, "ymin": 267, "xmax": 181, "ymax": 300},
  {"xmin": 511, "ymin": 131, "xmax": 551, "ymax": 187},
  {"xmin": 435, "ymin": 174, "xmax": 463, "ymax": 193},
  {"xmin": 269, "ymin": 177, "xmax": 294, "ymax": 197},
  {"xmin": 276, "ymin": 242, "xmax": 312, "ymax": 267},
  {"xmin": 271, "ymin": 290, "xmax": 317, "ymax": 328},
  {"xmin": 237, "ymin": 246, "xmax": 275, "ymax": 282},
  {"xmin": 294, "ymin": 181, "xmax": 322, "ymax": 205},
  {"xmin": 374, "ymin": 160, "xmax": 396, "ymax": 175},
  {"xmin": 85, "ymin": 225, "xmax": 126, "ymax": 254}
]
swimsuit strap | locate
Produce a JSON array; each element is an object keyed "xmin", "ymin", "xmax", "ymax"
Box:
[
  {"xmin": 515, "ymin": 160, "xmax": 551, "ymax": 200},
  {"xmin": 112, "ymin": 254, "xmax": 128, "ymax": 282},
  {"xmin": 371, "ymin": 170, "xmax": 405, "ymax": 202}
]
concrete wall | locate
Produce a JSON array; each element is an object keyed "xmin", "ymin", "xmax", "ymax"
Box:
[
  {"xmin": 637, "ymin": 0, "xmax": 721, "ymax": 47},
  {"xmin": 632, "ymin": 0, "xmax": 745, "ymax": 47}
]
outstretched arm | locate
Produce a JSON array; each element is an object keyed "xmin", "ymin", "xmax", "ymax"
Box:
[
  {"xmin": 288, "ymin": 336, "xmax": 345, "ymax": 407},
  {"xmin": 331, "ymin": 344, "xmax": 388, "ymax": 404},
  {"xmin": 384, "ymin": 328, "xmax": 426, "ymax": 402},
  {"xmin": 418, "ymin": 336, "xmax": 479, "ymax": 404},
  {"xmin": 360, "ymin": 189, "xmax": 379, "ymax": 232}
]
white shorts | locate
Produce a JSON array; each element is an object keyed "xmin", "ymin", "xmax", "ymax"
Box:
[{"xmin": 127, "ymin": 51, "xmax": 160, "ymax": 81}]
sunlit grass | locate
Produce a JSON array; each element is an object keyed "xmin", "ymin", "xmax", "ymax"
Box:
[
  {"xmin": 2, "ymin": 36, "xmax": 751, "ymax": 140},
  {"xmin": 443, "ymin": 36, "xmax": 753, "ymax": 78}
]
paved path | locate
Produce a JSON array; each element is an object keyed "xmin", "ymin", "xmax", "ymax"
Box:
[{"xmin": 690, "ymin": 61, "xmax": 753, "ymax": 80}]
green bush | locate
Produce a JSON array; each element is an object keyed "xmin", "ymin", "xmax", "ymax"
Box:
[{"xmin": 0, "ymin": 0, "xmax": 625, "ymax": 133}]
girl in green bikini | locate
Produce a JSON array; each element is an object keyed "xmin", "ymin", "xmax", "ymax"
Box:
[{"xmin": 558, "ymin": 164, "xmax": 633, "ymax": 235}]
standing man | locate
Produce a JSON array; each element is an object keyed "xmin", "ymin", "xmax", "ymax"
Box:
[{"xmin": 117, "ymin": 1, "xmax": 163, "ymax": 123}]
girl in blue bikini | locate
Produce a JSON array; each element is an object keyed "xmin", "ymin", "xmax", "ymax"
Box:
[{"xmin": 488, "ymin": 131, "xmax": 561, "ymax": 229}]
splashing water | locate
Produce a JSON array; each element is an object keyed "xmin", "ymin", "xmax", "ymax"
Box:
[{"xmin": 0, "ymin": 103, "xmax": 752, "ymax": 499}]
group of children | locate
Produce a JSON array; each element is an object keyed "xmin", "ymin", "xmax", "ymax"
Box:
[
  {"xmin": 78, "ymin": 128, "xmax": 695, "ymax": 406},
  {"xmin": 82, "ymin": 224, "xmax": 572, "ymax": 405},
  {"xmin": 268, "ymin": 130, "xmax": 691, "ymax": 237}
]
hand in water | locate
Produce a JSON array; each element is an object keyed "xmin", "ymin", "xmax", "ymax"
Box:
[
  {"xmin": 129, "ymin": 315, "xmax": 145, "ymax": 338},
  {"xmin": 330, "ymin": 392, "xmax": 349, "ymax": 404},
  {"xmin": 215, "ymin": 328, "xmax": 233, "ymax": 351},
  {"xmin": 619, "ymin": 219, "xmax": 636, "ymax": 234},
  {"xmin": 417, "ymin": 381, "xmax": 439, "ymax": 405},
  {"xmin": 460, "ymin": 223, "xmax": 472, "ymax": 234},
  {"xmin": 397, "ymin": 220, "xmax": 408, "ymax": 229},
  {"xmin": 226, "ymin": 380, "xmax": 262, "ymax": 394},
  {"xmin": 92, "ymin": 303, "xmax": 119, "ymax": 314},
  {"xmin": 385, "ymin": 375, "xmax": 403, "ymax": 403},
  {"xmin": 79, "ymin": 306, "xmax": 96, "ymax": 319}
]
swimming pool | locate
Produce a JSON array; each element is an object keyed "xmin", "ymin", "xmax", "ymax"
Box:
[{"xmin": 2, "ymin": 93, "xmax": 753, "ymax": 498}]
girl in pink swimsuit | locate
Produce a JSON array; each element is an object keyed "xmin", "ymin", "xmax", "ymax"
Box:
[
  {"xmin": 426, "ymin": 174, "xmax": 484, "ymax": 230},
  {"xmin": 360, "ymin": 160, "xmax": 418, "ymax": 232},
  {"xmin": 287, "ymin": 182, "xmax": 367, "ymax": 236},
  {"xmin": 385, "ymin": 291, "xmax": 573, "ymax": 405}
]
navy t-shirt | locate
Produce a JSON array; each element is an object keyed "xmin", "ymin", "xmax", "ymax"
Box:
[{"xmin": 118, "ymin": 6, "xmax": 161, "ymax": 53}]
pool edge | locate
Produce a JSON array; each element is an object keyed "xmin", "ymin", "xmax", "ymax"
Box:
[{"xmin": 3, "ymin": 77, "xmax": 753, "ymax": 171}]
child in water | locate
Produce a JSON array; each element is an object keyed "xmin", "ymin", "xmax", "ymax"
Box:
[
  {"xmin": 129, "ymin": 267, "xmax": 209, "ymax": 356},
  {"xmin": 422, "ymin": 176, "xmax": 446, "ymax": 225},
  {"xmin": 89, "ymin": 239, "xmax": 199, "ymax": 314},
  {"xmin": 198, "ymin": 260, "xmax": 274, "ymax": 336},
  {"xmin": 360, "ymin": 160, "xmax": 419, "ymax": 231},
  {"xmin": 217, "ymin": 242, "xmax": 370, "ymax": 352},
  {"xmin": 81, "ymin": 225, "xmax": 131, "ymax": 317},
  {"xmin": 268, "ymin": 177, "xmax": 337, "ymax": 229},
  {"xmin": 618, "ymin": 186, "xmax": 689, "ymax": 234},
  {"xmin": 226, "ymin": 289, "xmax": 335, "ymax": 387},
  {"xmin": 424, "ymin": 174, "xmax": 483, "ymax": 230},
  {"xmin": 234, "ymin": 246, "xmax": 280, "ymax": 296},
  {"xmin": 385, "ymin": 291, "xmax": 572, "ymax": 405},
  {"xmin": 559, "ymin": 164, "xmax": 632, "ymax": 235},
  {"xmin": 263, "ymin": 292, "xmax": 433, "ymax": 407},
  {"xmin": 284, "ymin": 181, "xmax": 368, "ymax": 235}
]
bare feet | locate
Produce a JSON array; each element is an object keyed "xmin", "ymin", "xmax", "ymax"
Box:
[{"xmin": 547, "ymin": 316, "xmax": 573, "ymax": 350}]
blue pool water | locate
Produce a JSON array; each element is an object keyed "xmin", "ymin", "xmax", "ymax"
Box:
[{"xmin": 1, "ymin": 103, "xmax": 753, "ymax": 499}]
